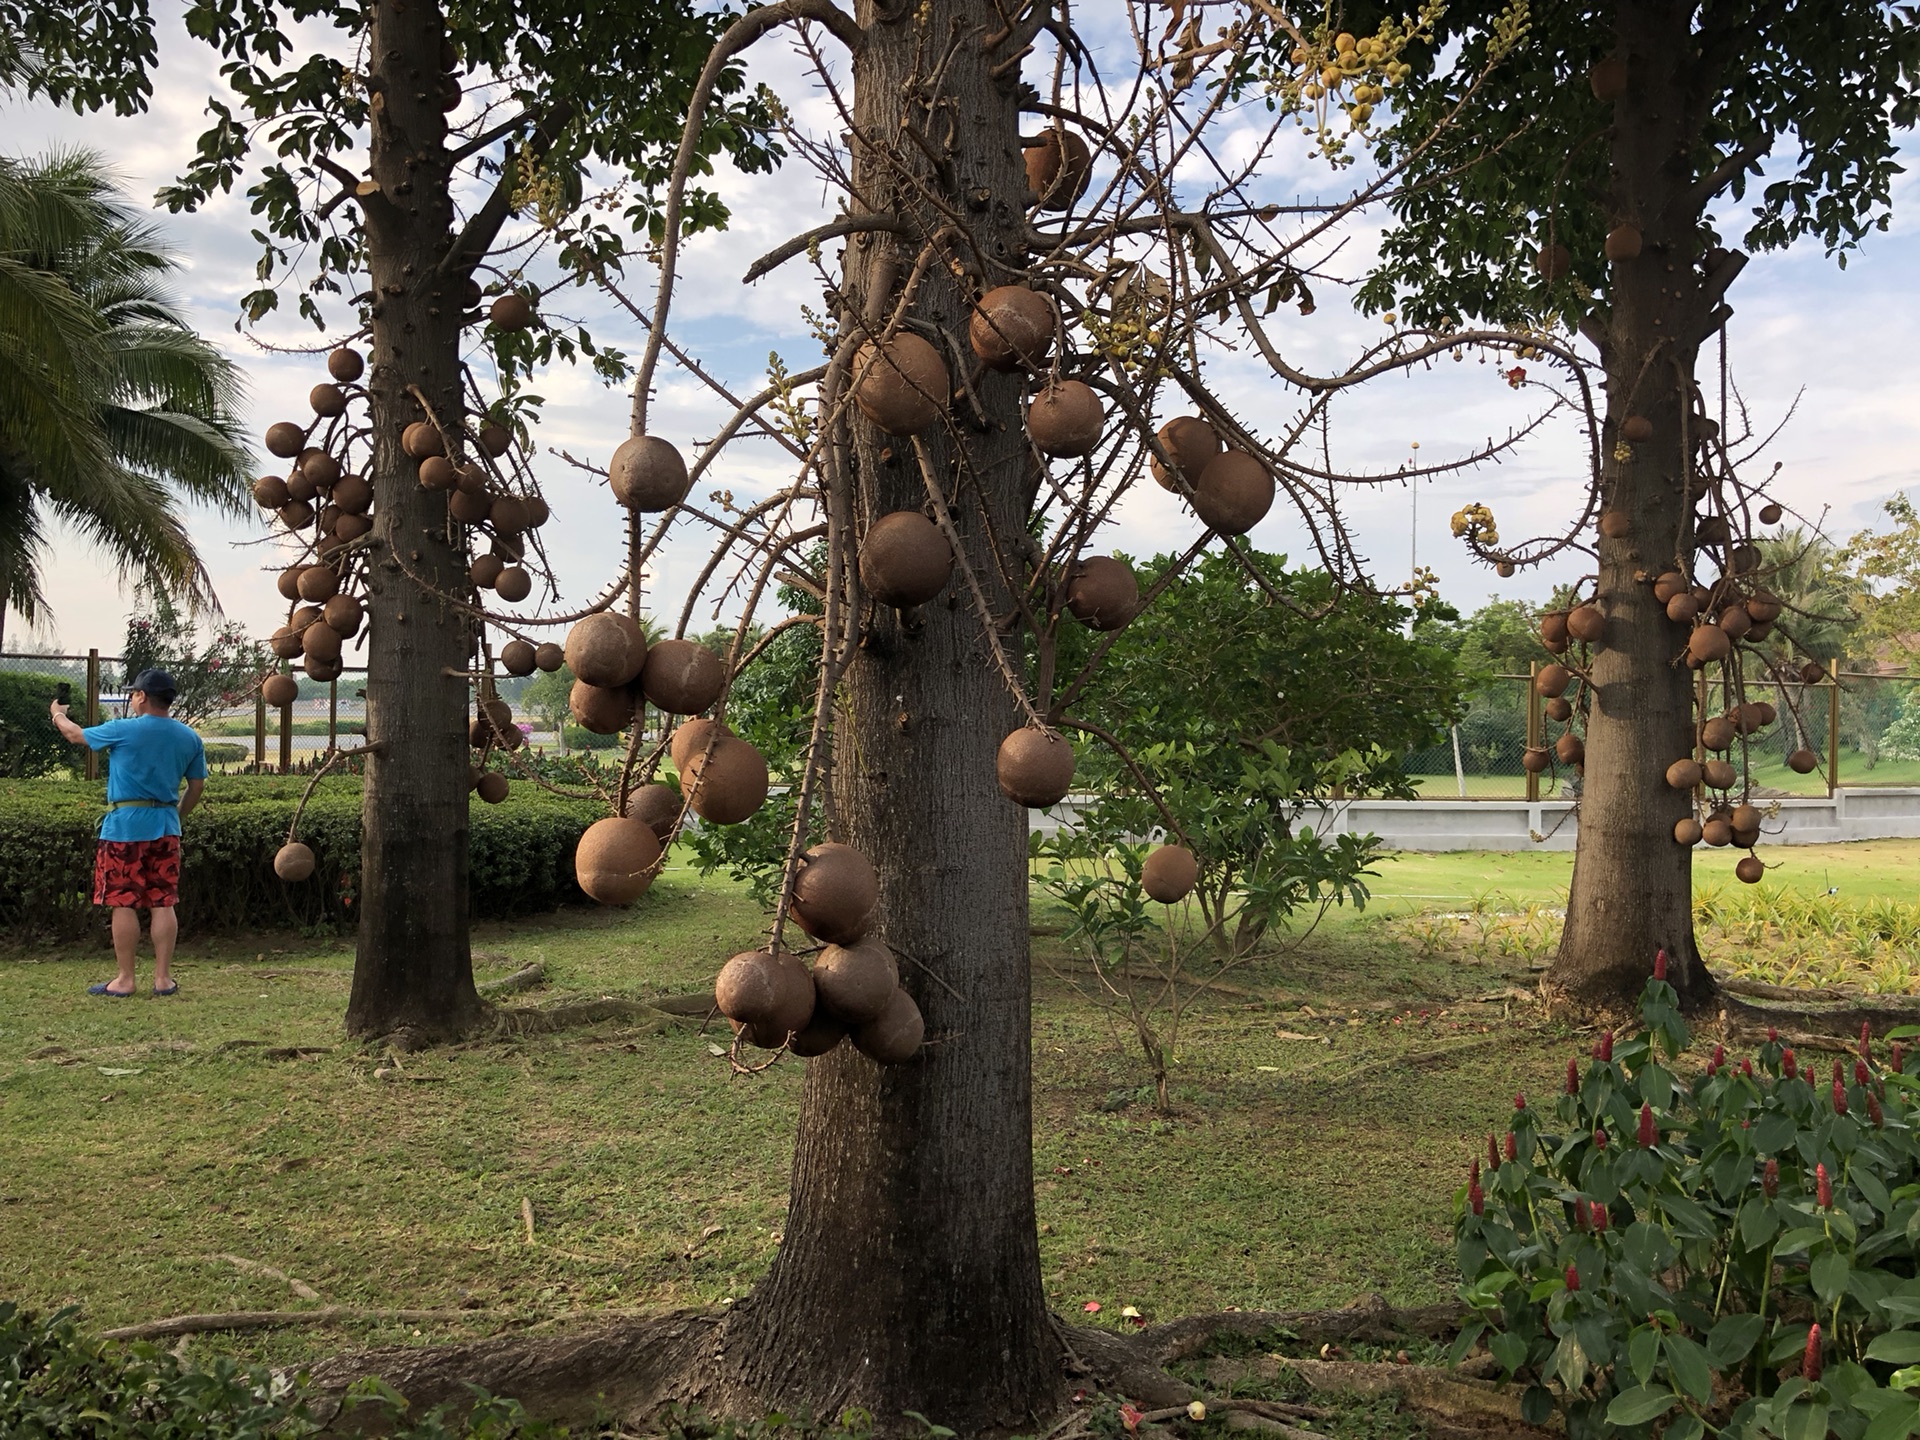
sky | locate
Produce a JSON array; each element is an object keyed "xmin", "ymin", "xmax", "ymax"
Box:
[{"xmin": 7, "ymin": 9, "xmax": 1920, "ymax": 656}]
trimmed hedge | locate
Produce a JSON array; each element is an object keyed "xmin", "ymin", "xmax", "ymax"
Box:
[
  {"xmin": 0, "ymin": 672, "xmax": 74, "ymax": 779},
  {"xmin": 0, "ymin": 775, "xmax": 603, "ymax": 940}
]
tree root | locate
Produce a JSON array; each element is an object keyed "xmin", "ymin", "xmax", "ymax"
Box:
[
  {"xmin": 1134, "ymin": 1294, "xmax": 1466, "ymax": 1366},
  {"xmin": 491, "ymin": 998, "xmax": 698, "ymax": 1036},
  {"xmin": 478, "ymin": 962, "xmax": 548, "ymax": 997},
  {"xmin": 1718, "ymin": 994, "xmax": 1920, "ymax": 1044},
  {"xmin": 101, "ymin": 1308, "xmax": 490, "ymax": 1341}
]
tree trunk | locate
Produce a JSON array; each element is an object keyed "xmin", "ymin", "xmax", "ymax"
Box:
[
  {"xmin": 346, "ymin": 0, "xmax": 487, "ymax": 1044},
  {"xmin": 701, "ymin": 5, "xmax": 1062, "ymax": 1430},
  {"xmin": 1546, "ymin": 0, "xmax": 1717, "ymax": 1015}
]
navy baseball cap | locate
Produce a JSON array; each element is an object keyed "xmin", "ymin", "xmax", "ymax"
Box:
[{"xmin": 130, "ymin": 668, "xmax": 178, "ymax": 701}]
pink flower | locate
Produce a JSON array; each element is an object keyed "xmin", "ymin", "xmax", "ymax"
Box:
[
  {"xmin": 1593, "ymin": 1128, "xmax": 1606, "ymax": 1149},
  {"xmin": 1804, "ymin": 1324, "xmax": 1822, "ymax": 1383},
  {"xmin": 1121, "ymin": 1403, "xmax": 1144, "ymax": 1432},
  {"xmin": 1711, "ymin": 1043, "xmax": 1726, "ymax": 1073},
  {"xmin": 1600, "ymin": 1031, "xmax": 1614, "ymax": 1062},
  {"xmin": 1741, "ymin": 1058, "xmax": 1754, "ymax": 1079},
  {"xmin": 1817, "ymin": 1163, "xmax": 1833, "ymax": 1209},
  {"xmin": 1514, "ymin": 1091, "xmax": 1527, "ymax": 1110},
  {"xmin": 1488, "ymin": 1134, "xmax": 1501, "ymax": 1172},
  {"xmin": 1566, "ymin": 1058, "xmax": 1580, "ymax": 1095},
  {"xmin": 1857, "ymin": 1059, "xmax": 1871, "ymax": 1089},
  {"xmin": 1833, "ymin": 1080, "xmax": 1849, "ymax": 1116},
  {"xmin": 1653, "ymin": 949, "xmax": 1667, "ymax": 980},
  {"xmin": 1638, "ymin": 1103, "xmax": 1656, "ymax": 1148},
  {"xmin": 1505, "ymin": 1131, "xmax": 1518, "ymax": 1162},
  {"xmin": 1763, "ymin": 1159, "xmax": 1779, "ymax": 1198},
  {"xmin": 1468, "ymin": 1160, "xmax": 1485, "ymax": 1216},
  {"xmin": 1783, "ymin": 1048, "xmax": 1797, "ymax": 1080},
  {"xmin": 1870, "ymin": 1093, "xmax": 1885, "ymax": 1127},
  {"xmin": 1083, "ymin": 1301, "xmax": 1101, "ymax": 1313},
  {"xmin": 1590, "ymin": 1200, "xmax": 1609, "ymax": 1233},
  {"xmin": 1564, "ymin": 1263, "xmax": 1580, "ymax": 1292}
]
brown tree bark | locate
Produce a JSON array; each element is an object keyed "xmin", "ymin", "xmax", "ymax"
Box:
[
  {"xmin": 346, "ymin": 0, "xmax": 487, "ymax": 1044},
  {"xmin": 694, "ymin": 3, "xmax": 1064, "ymax": 1430},
  {"xmin": 1546, "ymin": 0, "xmax": 1719, "ymax": 1015}
]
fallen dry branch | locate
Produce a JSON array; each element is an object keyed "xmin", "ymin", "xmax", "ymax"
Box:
[
  {"xmin": 479, "ymin": 962, "xmax": 548, "ymax": 998},
  {"xmin": 1261, "ymin": 1355, "xmax": 1560, "ymax": 1436},
  {"xmin": 100, "ymin": 1308, "xmax": 488, "ymax": 1342},
  {"xmin": 207, "ymin": 1253, "xmax": 325, "ymax": 1303},
  {"xmin": 1711, "ymin": 973, "xmax": 1853, "ymax": 1004},
  {"xmin": 1721, "ymin": 995, "xmax": 1920, "ymax": 1042},
  {"xmin": 1138, "ymin": 1294, "xmax": 1466, "ymax": 1366},
  {"xmin": 492, "ymin": 998, "xmax": 679, "ymax": 1036}
]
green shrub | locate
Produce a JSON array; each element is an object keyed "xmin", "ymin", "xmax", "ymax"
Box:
[
  {"xmin": 0, "ymin": 672, "xmax": 74, "ymax": 779},
  {"xmin": 0, "ymin": 1301, "xmax": 573, "ymax": 1437},
  {"xmin": 202, "ymin": 742, "xmax": 249, "ymax": 765},
  {"xmin": 561, "ymin": 722, "xmax": 622, "ymax": 750},
  {"xmin": 1455, "ymin": 964, "xmax": 1920, "ymax": 1440},
  {"xmin": 0, "ymin": 776, "xmax": 600, "ymax": 940}
]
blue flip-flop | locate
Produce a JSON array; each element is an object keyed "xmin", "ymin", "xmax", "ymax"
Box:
[
  {"xmin": 87, "ymin": 982, "xmax": 136, "ymax": 998},
  {"xmin": 152, "ymin": 982, "xmax": 179, "ymax": 997}
]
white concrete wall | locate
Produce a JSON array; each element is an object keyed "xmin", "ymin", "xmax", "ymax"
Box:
[{"xmin": 1033, "ymin": 788, "xmax": 1920, "ymax": 852}]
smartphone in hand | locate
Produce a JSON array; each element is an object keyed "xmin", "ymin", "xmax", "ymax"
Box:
[{"xmin": 55, "ymin": 682, "xmax": 71, "ymax": 707}]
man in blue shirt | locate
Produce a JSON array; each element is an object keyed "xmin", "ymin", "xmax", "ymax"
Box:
[{"xmin": 52, "ymin": 668, "xmax": 207, "ymax": 997}]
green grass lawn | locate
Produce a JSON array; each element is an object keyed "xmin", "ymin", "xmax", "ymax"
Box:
[{"xmin": 1, "ymin": 858, "xmax": 1568, "ymax": 1376}]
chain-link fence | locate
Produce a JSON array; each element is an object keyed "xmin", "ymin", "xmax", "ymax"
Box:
[
  {"xmin": 1404, "ymin": 674, "xmax": 1570, "ymax": 800},
  {"xmin": 1831, "ymin": 671, "xmax": 1920, "ymax": 790}
]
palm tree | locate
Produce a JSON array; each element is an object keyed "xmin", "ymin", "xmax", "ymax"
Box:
[{"xmin": 0, "ymin": 150, "xmax": 252, "ymax": 650}]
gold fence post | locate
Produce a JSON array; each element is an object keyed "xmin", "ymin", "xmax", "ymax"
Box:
[
  {"xmin": 1525, "ymin": 663, "xmax": 1541, "ymax": 803},
  {"xmin": 1829, "ymin": 659, "xmax": 1842, "ymax": 798},
  {"xmin": 255, "ymin": 689, "xmax": 267, "ymax": 771},
  {"xmin": 84, "ymin": 649, "xmax": 100, "ymax": 781},
  {"xmin": 328, "ymin": 677, "xmax": 339, "ymax": 751},
  {"xmin": 279, "ymin": 697, "xmax": 293, "ymax": 773}
]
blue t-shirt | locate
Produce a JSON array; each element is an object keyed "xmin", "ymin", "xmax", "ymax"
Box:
[{"xmin": 82, "ymin": 715, "xmax": 208, "ymax": 842}]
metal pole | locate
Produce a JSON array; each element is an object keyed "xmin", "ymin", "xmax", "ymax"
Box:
[
  {"xmin": 1451, "ymin": 724, "xmax": 1466, "ymax": 798},
  {"xmin": 1829, "ymin": 658, "xmax": 1841, "ymax": 799},
  {"xmin": 279, "ymin": 697, "xmax": 293, "ymax": 773},
  {"xmin": 255, "ymin": 689, "xmax": 267, "ymax": 771},
  {"xmin": 1525, "ymin": 664, "xmax": 1540, "ymax": 803},
  {"xmin": 84, "ymin": 648, "xmax": 100, "ymax": 781},
  {"xmin": 329, "ymin": 677, "xmax": 338, "ymax": 751}
]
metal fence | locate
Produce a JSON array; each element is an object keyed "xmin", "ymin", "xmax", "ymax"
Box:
[{"xmin": 1402, "ymin": 666, "xmax": 1920, "ymax": 801}]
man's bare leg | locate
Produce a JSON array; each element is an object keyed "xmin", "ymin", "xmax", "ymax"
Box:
[
  {"xmin": 107, "ymin": 906, "xmax": 141, "ymax": 995},
  {"xmin": 149, "ymin": 907, "xmax": 177, "ymax": 992}
]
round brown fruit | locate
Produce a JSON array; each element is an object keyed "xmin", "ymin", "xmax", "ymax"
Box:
[
  {"xmin": 788, "ymin": 1012, "xmax": 848, "ymax": 1058},
  {"xmin": 1666, "ymin": 593, "xmax": 1700, "ymax": 625},
  {"xmin": 262, "ymin": 673, "xmax": 299, "ymax": 708},
  {"xmin": 1666, "ymin": 758, "xmax": 1703, "ymax": 791},
  {"xmin": 276, "ymin": 566, "xmax": 305, "ymax": 602},
  {"xmin": 274, "ymin": 842, "xmax": 316, "ymax": 882},
  {"xmin": 469, "ymin": 554, "xmax": 504, "ymax": 589},
  {"xmin": 1497, "ymin": 562, "xmax": 1516, "ymax": 578},
  {"xmin": 715, "ymin": 948, "xmax": 814, "ymax": 1037},
  {"xmin": 1142, "ymin": 844, "xmax": 1198, "ymax": 904},
  {"xmin": 859, "ymin": 511, "xmax": 954, "ymax": 608},
  {"xmin": 326, "ymin": 347, "xmax": 365, "ymax": 383},
  {"xmin": 641, "ymin": 638, "xmax": 727, "ymax": 716},
  {"xmin": 1674, "ymin": 817, "xmax": 1703, "ymax": 846},
  {"xmin": 1566, "ymin": 605, "xmax": 1605, "ymax": 643},
  {"xmin": 493, "ymin": 567, "xmax": 532, "ymax": 603},
  {"xmin": 1539, "ymin": 610, "xmax": 1570, "ymax": 650},
  {"xmin": 277, "ymin": 500, "xmax": 316, "ymax": 530},
  {"xmin": 330, "ymin": 474, "xmax": 372, "ymax": 514},
  {"xmin": 1534, "ymin": 663, "xmax": 1572, "ymax": 699},
  {"xmin": 1024, "ymin": 127, "xmax": 1092, "ymax": 211},
  {"xmin": 1719, "ymin": 606, "xmax": 1752, "ymax": 639},
  {"xmin": 418, "ymin": 455, "xmax": 457, "ymax": 491},
  {"xmin": 566, "ymin": 612, "xmax": 646, "ymax": 689},
  {"xmin": 629, "ymin": 782, "xmax": 681, "ymax": 842},
  {"xmin": 854, "ymin": 986, "xmax": 925, "ymax": 1065},
  {"xmin": 1702, "ymin": 818, "xmax": 1733, "ymax": 847},
  {"xmin": 1064, "ymin": 556, "xmax": 1138, "ymax": 631},
  {"xmin": 1736, "ymin": 855, "xmax": 1765, "ymax": 885},
  {"xmin": 1732, "ymin": 824, "xmax": 1760, "ymax": 850},
  {"xmin": 489, "ymin": 293, "xmax": 536, "ymax": 331},
  {"xmin": 1745, "ymin": 591, "xmax": 1782, "ymax": 624},
  {"xmin": 1599, "ymin": 511, "xmax": 1631, "ymax": 539},
  {"xmin": 1590, "ymin": 54, "xmax": 1629, "ymax": 101},
  {"xmin": 685, "ymin": 737, "xmax": 769, "ymax": 825},
  {"xmin": 1555, "ymin": 733, "xmax": 1585, "ymax": 766},
  {"xmin": 1730, "ymin": 543, "xmax": 1762, "ymax": 575},
  {"xmin": 1736, "ymin": 701, "xmax": 1772, "ymax": 733},
  {"xmin": 524, "ymin": 495, "xmax": 550, "ymax": 528},
  {"xmin": 296, "ymin": 566, "xmax": 339, "ymax": 603},
  {"xmin": 670, "ymin": 717, "xmax": 729, "ymax": 772},
  {"xmin": 1620, "ymin": 415, "xmax": 1654, "ymax": 443},
  {"xmin": 1025, "ymin": 379, "xmax": 1105, "ymax": 458},
  {"xmin": 500, "ymin": 639, "xmax": 537, "ymax": 677},
  {"xmin": 535, "ymin": 643, "xmax": 566, "ymax": 676},
  {"xmin": 997, "ymin": 726, "xmax": 1075, "ymax": 808},
  {"xmin": 1696, "ymin": 514, "xmax": 1731, "ymax": 547},
  {"xmin": 1521, "ymin": 746, "xmax": 1551, "ymax": 775},
  {"xmin": 490, "ymin": 495, "xmax": 531, "ymax": 533},
  {"xmin": 300, "ymin": 621, "xmax": 343, "ymax": 663},
  {"xmin": 1702, "ymin": 759, "xmax": 1737, "ymax": 791},
  {"xmin": 1537, "ymin": 242, "xmax": 1571, "ymax": 282},
  {"xmin": 1731, "ymin": 803, "xmax": 1762, "ymax": 833},
  {"xmin": 322, "ymin": 595, "xmax": 362, "ymax": 638},
  {"xmin": 309, "ymin": 382, "xmax": 347, "ymax": 418},
  {"xmin": 1150, "ymin": 415, "xmax": 1221, "ymax": 490},
  {"xmin": 334, "ymin": 513, "xmax": 372, "ymax": 543},
  {"xmin": 269, "ymin": 627, "xmax": 302, "ymax": 660},
  {"xmin": 608, "ymin": 435, "xmax": 691, "ymax": 511},
  {"xmin": 1787, "ymin": 748, "xmax": 1819, "ymax": 775},
  {"xmin": 298, "ymin": 449, "xmax": 341, "ymax": 490},
  {"xmin": 1653, "ymin": 571, "xmax": 1689, "ymax": 603},
  {"xmin": 448, "ymin": 488, "xmax": 492, "ymax": 524},
  {"xmin": 1799, "ymin": 660, "xmax": 1829, "ymax": 685},
  {"xmin": 791, "ymin": 842, "xmax": 880, "ymax": 945},
  {"xmin": 253, "ymin": 475, "xmax": 290, "ymax": 510},
  {"xmin": 1544, "ymin": 696, "xmax": 1574, "ymax": 723},
  {"xmin": 401, "ymin": 420, "xmax": 444, "ymax": 459},
  {"xmin": 570, "ymin": 680, "xmax": 635, "ymax": 736},
  {"xmin": 1759, "ymin": 502, "xmax": 1784, "ymax": 525},
  {"xmin": 969, "ymin": 285, "xmax": 1053, "ymax": 371},
  {"xmin": 1193, "ymin": 450, "xmax": 1275, "ymax": 535},
  {"xmin": 574, "ymin": 816, "xmax": 662, "ymax": 906},
  {"xmin": 265, "ymin": 421, "xmax": 306, "ymax": 458},
  {"xmin": 1697, "ymin": 716, "xmax": 1737, "ymax": 753},
  {"xmin": 1687, "ymin": 626, "xmax": 1732, "ymax": 666},
  {"xmin": 1605, "ymin": 224, "xmax": 1643, "ymax": 262},
  {"xmin": 284, "ymin": 468, "xmax": 318, "ymax": 504},
  {"xmin": 812, "ymin": 937, "xmax": 899, "ymax": 1025},
  {"xmin": 478, "ymin": 422, "xmax": 512, "ymax": 457},
  {"xmin": 475, "ymin": 772, "xmax": 509, "ymax": 804},
  {"xmin": 852, "ymin": 334, "xmax": 950, "ymax": 436}
]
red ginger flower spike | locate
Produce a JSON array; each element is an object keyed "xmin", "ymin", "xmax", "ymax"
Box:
[
  {"xmin": 1804, "ymin": 1324, "xmax": 1823, "ymax": 1384},
  {"xmin": 1593, "ymin": 1128, "xmax": 1607, "ymax": 1149},
  {"xmin": 1834, "ymin": 1057, "xmax": 1845, "ymax": 1085},
  {"xmin": 1654, "ymin": 948, "xmax": 1668, "ymax": 980},
  {"xmin": 1784, "ymin": 1048, "xmax": 1798, "ymax": 1080},
  {"xmin": 1600, "ymin": 1030, "xmax": 1614, "ymax": 1062},
  {"xmin": 1711, "ymin": 1042, "xmax": 1726, "ymax": 1074},
  {"xmin": 1858, "ymin": 1059, "xmax": 1871, "ymax": 1089},
  {"xmin": 1834, "ymin": 1080, "xmax": 1849, "ymax": 1116},
  {"xmin": 1863, "ymin": 1021, "xmax": 1874, "ymax": 1063},
  {"xmin": 1566, "ymin": 1058, "xmax": 1580, "ymax": 1095},
  {"xmin": 1763, "ymin": 1159, "xmax": 1779, "ymax": 1198},
  {"xmin": 1818, "ymin": 1163, "xmax": 1834, "ymax": 1209},
  {"xmin": 1638, "ymin": 1102, "xmax": 1657, "ymax": 1148},
  {"xmin": 1468, "ymin": 1161, "xmax": 1485, "ymax": 1216},
  {"xmin": 1505, "ymin": 1131, "xmax": 1518, "ymax": 1162},
  {"xmin": 1591, "ymin": 1200, "xmax": 1609, "ymax": 1233},
  {"xmin": 1489, "ymin": 1134, "xmax": 1502, "ymax": 1172},
  {"xmin": 1742, "ymin": 1057, "xmax": 1755, "ymax": 1078},
  {"xmin": 1515, "ymin": 1091, "xmax": 1527, "ymax": 1110},
  {"xmin": 1565, "ymin": 1263, "xmax": 1580, "ymax": 1292},
  {"xmin": 1871, "ymin": 1093, "xmax": 1885, "ymax": 1127},
  {"xmin": 1769, "ymin": 1026, "xmax": 1779, "ymax": 1043}
]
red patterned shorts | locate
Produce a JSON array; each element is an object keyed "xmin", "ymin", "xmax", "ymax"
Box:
[{"xmin": 92, "ymin": 836, "xmax": 183, "ymax": 909}]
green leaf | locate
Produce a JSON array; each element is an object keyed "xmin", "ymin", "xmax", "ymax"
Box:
[
  {"xmin": 1449, "ymin": 1320, "xmax": 1487, "ymax": 1367},
  {"xmin": 1521, "ymin": 1385, "xmax": 1555, "ymax": 1426},
  {"xmin": 1664, "ymin": 1332, "xmax": 1715, "ymax": 1406},
  {"xmin": 1754, "ymin": 1114, "xmax": 1799, "ymax": 1153},
  {"xmin": 1743, "ymin": 1202, "xmax": 1782, "ymax": 1249},
  {"xmin": 1607, "ymin": 1385, "xmax": 1680, "ymax": 1426},
  {"xmin": 1864, "ymin": 1397, "xmax": 1920, "ymax": 1440},
  {"xmin": 1629, "ymin": 1325, "xmax": 1661, "ymax": 1386},
  {"xmin": 1783, "ymin": 1400, "xmax": 1832, "ymax": 1440},
  {"xmin": 1778, "ymin": 1225, "xmax": 1829, "ymax": 1255},
  {"xmin": 1891, "ymin": 1368, "xmax": 1920, "ymax": 1393},
  {"xmin": 1549, "ymin": 1331, "xmax": 1589, "ymax": 1394},
  {"xmin": 1666, "ymin": 1416, "xmax": 1706, "ymax": 1440},
  {"xmin": 1490, "ymin": 1330, "xmax": 1529, "ymax": 1376},
  {"xmin": 1708, "ymin": 1313, "xmax": 1766, "ymax": 1368},
  {"xmin": 1814, "ymin": 1249, "xmax": 1853, "ymax": 1304},
  {"xmin": 1867, "ymin": 1334, "xmax": 1920, "ymax": 1365},
  {"xmin": 1859, "ymin": 1167, "xmax": 1895, "ymax": 1216}
]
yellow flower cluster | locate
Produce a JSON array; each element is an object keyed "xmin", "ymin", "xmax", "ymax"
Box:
[
  {"xmin": 1265, "ymin": 0, "xmax": 1442, "ymax": 159},
  {"xmin": 1451, "ymin": 503, "xmax": 1500, "ymax": 546}
]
